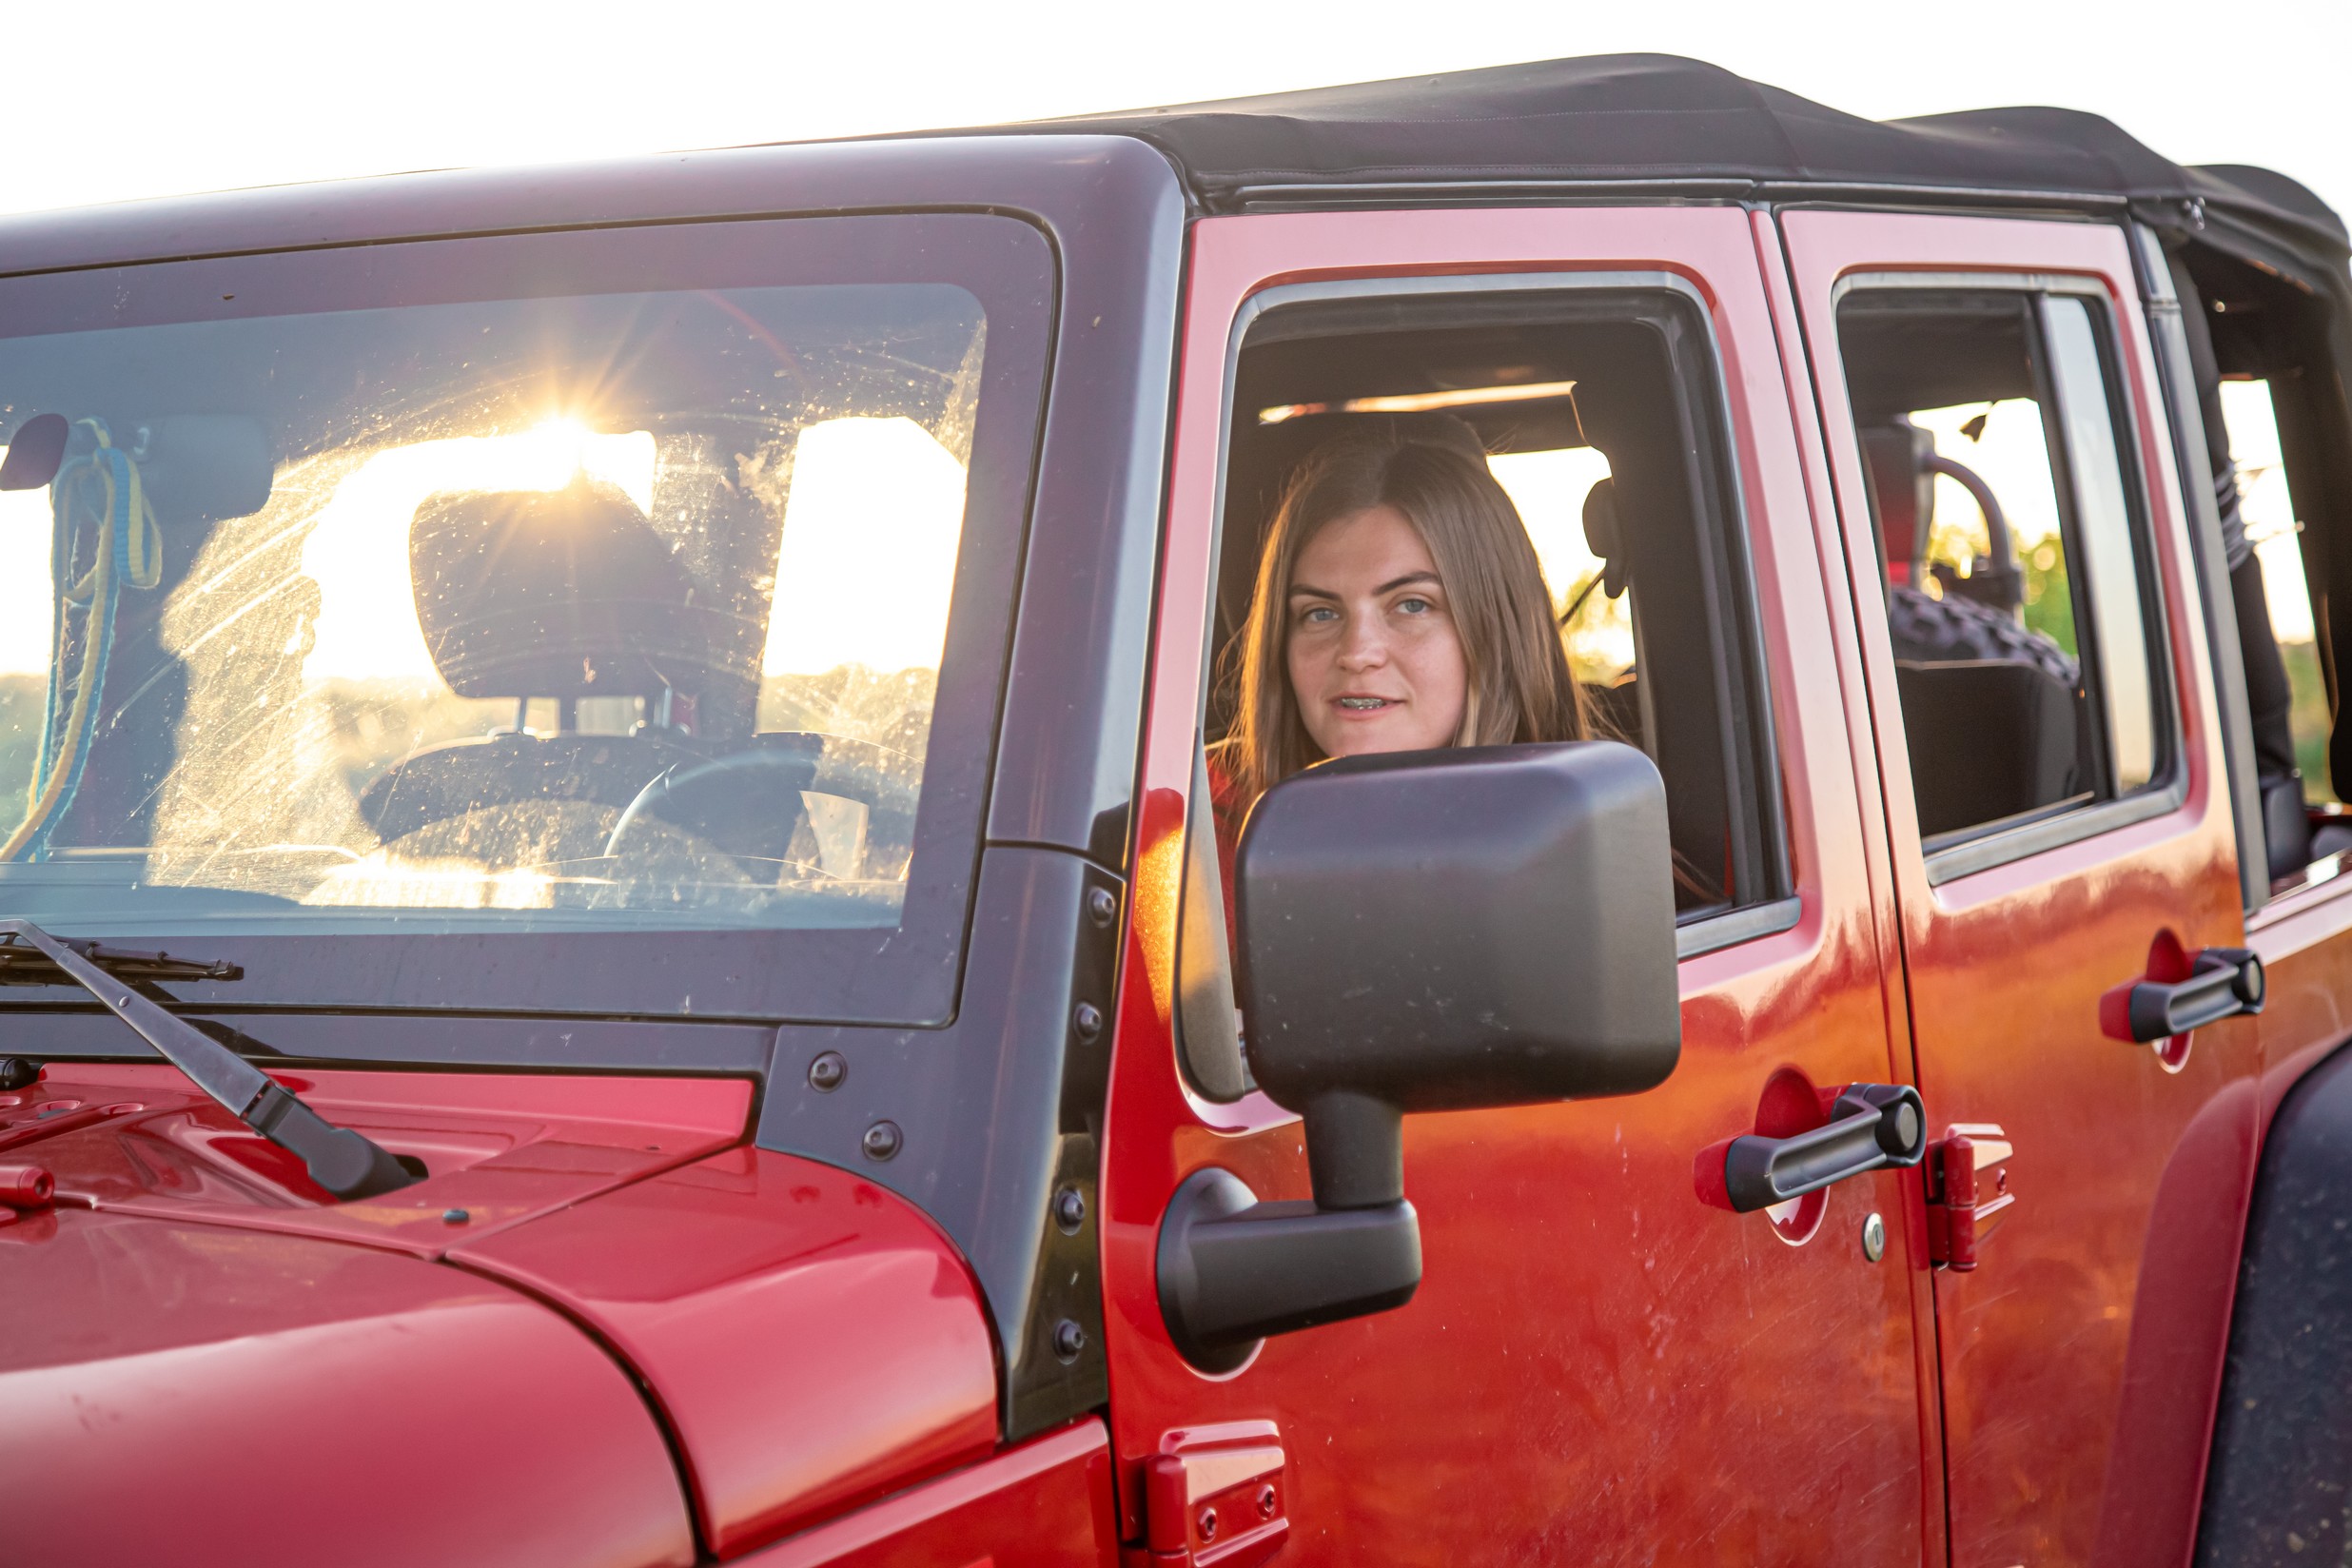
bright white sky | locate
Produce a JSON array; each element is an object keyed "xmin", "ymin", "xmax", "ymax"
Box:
[{"xmin": 0, "ymin": 1, "xmax": 2344, "ymax": 223}]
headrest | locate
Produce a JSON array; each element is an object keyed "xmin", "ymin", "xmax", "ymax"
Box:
[
  {"xmin": 410, "ymin": 475, "xmax": 758, "ymax": 700},
  {"xmin": 1858, "ymin": 421, "xmax": 1936, "ymax": 585},
  {"xmin": 1581, "ymin": 476, "xmax": 1628, "ymax": 599}
]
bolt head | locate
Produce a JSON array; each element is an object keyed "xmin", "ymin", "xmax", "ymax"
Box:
[
  {"xmin": 1197, "ymin": 1506, "xmax": 1218, "ymax": 1542},
  {"xmin": 1861, "ymin": 1210, "xmax": 1888, "ymax": 1263},
  {"xmin": 1053, "ymin": 1186, "xmax": 1087, "ymax": 1233},
  {"xmin": 861, "ymin": 1121, "xmax": 902, "ymax": 1161},
  {"xmin": 1052, "ymin": 1318, "xmax": 1086, "ymax": 1361},
  {"xmin": 442, "ymin": 1208, "xmax": 470, "ymax": 1225},
  {"xmin": 1087, "ymin": 887, "xmax": 1117, "ymax": 928},
  {"xmin": 1257, "ymin": 1482, "xmax": 1278, "ymax": 1519},
  {"xmin": 807, "ymin": 1051, "xmax": 847, "ymax": 1091},
  {"xmin": 1072, "ymin": 1002, "xmax": 1104, "ymax": 1042}
]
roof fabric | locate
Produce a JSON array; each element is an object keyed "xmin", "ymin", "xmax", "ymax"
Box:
[{"xmin": 1020, "ymin": 55, "xmax": 2344, "ymax": 256}]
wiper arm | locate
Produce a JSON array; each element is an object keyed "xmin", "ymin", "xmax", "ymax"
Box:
[{"xmin": 0, "ymin": 921, "xmax": 417, "ymax": 1200}]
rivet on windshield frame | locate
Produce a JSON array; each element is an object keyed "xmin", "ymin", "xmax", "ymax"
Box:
[
  {"xmin": 1087, "ymin": 888, "xmax": 1117, "ymax": 928},
  {"xmin": 1072, "ymin": 1002, "xmax": 1105, "ymax": 1043},
  {"xmin": 862, "ymin": 1121, "xmax": 902, "ymax": 1162},
  {"xmin": 442, "ymin": 1208, "xmax": 470, "ymax": 1225},
  {"xmin": 1053, "ymin": 1319, "xmax": 1086, "ymax": 1362},
  {"xmin": 808, "ymin": 1051, "xmax": 847, "ymax": 1092},
  {"xmin": 1861, "ymin": 1211, "xmax": 1887, "ymax": 1264},
  {"xmin": 1054, "ymin": 1186, "xmax": 1087, "ymax": 1233}
]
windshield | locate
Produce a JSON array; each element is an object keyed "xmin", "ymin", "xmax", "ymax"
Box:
[{"xmin": 0, "ymin": 235, "xmax": 1013, "ymax": 943}]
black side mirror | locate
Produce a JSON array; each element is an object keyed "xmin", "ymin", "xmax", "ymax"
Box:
[{"xmin": 1158, "ymin": 741, "xmax": 1682, "ymax": 1369}]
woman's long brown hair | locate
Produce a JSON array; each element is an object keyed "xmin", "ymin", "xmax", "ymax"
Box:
[{"xmin": 1217, "ymin": 435, "xmax": 1588, "ymax": 805}]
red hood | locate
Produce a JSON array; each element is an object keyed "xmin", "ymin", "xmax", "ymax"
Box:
[
  {"xmin": 0, "ymin": 1205, "xmax": 696, "ymax": 1568},
  {"xmin": 0, "ymin": 1064, "xmax": 1001, "ymax": 1563}
]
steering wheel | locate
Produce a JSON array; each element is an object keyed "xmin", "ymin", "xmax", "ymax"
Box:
[{"xmin": 602, "ymin": 731, "xmax": 919, "ymax": 879}]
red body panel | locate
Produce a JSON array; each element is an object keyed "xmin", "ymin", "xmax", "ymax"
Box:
[
  {"xmin": 9, "ymin": 1062, "xmax": 752, "ymax": 1255},
  {"xmin": 454, "ymin": 1145, "xmax": 1000, "ymax": 1560},
  {"xmin": 1104, "ymin": 207, "xmax": 1935, "ymax": 1562},
  {"xmin": 0, "ymin": 1207, "xmax": 694, "ymax": 1568},
  {"xmin": 1780, "ymin": 210, "xmax": 2257, "ymax": 1568},
  {"xmin": 736, "ymin": 1420, "xmax": 1118, "ymax": 1567}
]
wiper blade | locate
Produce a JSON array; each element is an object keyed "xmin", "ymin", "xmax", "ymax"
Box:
[
  {"xmin": 0, "ymin": 921, "xmax": 416, "ymax": 1200},
  {"xmin": 0, "ymin": 938, "xmax": 242, "ymax": 987}
]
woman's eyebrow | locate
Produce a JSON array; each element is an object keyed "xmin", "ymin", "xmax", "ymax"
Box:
[{"xmin": 1288, "ymin": 571, "xmax": 1441, "ymax": 601}]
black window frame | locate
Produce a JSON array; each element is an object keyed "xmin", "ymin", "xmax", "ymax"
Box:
[{"xmin": 1833, "ymin": 272, "xmax": 2185, "ymax": 882}]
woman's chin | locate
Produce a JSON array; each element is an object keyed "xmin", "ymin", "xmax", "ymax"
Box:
[{"xmin": 1316, "ymin": 716, "xmax": 1446, "ymax": 760}]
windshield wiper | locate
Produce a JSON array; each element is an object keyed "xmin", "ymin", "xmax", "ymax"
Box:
[{"xmin": 0, "ymin": 920, "xmax": 417, "ymax": 1200}]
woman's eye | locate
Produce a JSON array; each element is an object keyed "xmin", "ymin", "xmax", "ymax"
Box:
[
  {"xmin": 1298, "ymin": 605, "xmax": 1339, "ymax": 624},
  {"xmin": 1397, "ymin": 597, "xmax": 1432, "ymax": 615}
]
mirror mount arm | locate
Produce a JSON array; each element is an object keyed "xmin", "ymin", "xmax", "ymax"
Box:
[
  {"xmin": 1303, "ymin": 1088, "xmax": 1404, "ymax": 1209},
  {"xmin": 1156, "ymin": 1164, "xmax": 1422, "ymax": 1374}
]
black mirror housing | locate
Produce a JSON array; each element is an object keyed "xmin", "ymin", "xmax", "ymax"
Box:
[{"xmin": 1239, "ymin": 739, "xmax": 1682, "ymax": 1119}]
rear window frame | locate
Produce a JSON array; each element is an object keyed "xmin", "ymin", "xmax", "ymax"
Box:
[{"xmin": 1831, "ymin": 270, "xmax": 2185, "ymax": 884}]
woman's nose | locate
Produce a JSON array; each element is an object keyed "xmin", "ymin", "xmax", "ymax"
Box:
[{"xmin": 1335, "ymin": 618, "xmax": 1388, "ymax": 671}]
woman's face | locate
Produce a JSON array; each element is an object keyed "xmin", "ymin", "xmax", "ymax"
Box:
[{"xmin": 1285, "ymin": 503, "xmax": 1469, "ymax": 760}]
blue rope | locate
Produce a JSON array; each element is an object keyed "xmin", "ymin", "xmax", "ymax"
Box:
[{"xmin": 9, "ymin": 421, "xmax": 162, "ymax": 862}]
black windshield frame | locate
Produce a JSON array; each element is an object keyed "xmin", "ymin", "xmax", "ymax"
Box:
[{"xmin": 0, "ymin": 210, "xmax": 1056, "ymax": 1024}]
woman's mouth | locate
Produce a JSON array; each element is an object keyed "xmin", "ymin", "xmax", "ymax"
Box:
[{"xmin": 1337, "ymin": 696, "xmax": 1395, "ymax": 711}]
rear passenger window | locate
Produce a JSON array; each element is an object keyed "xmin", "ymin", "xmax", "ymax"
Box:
[
  {"xmin": 2220, "ymin": 379, "xmax": 2335, "ymax": 802},
  {"xmin": 1836, "ymin": 286, "xmax": 2175, "ymax": 865},
  {"xmin": 1175, "ymin": 281, "xmax": 1786, "ymax": 1099}
]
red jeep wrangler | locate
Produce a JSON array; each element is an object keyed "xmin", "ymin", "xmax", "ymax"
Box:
[{"xmin": 2, "ymin": 54, "xmax": 2345, "ymax": 1568}]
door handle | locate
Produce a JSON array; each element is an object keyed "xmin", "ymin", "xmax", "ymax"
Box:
[
  {"xmin": 2113, "ymin": 946, "xmax": 2264, "ymax": 1043},
  {"xmin": 1722, "ymin": 1083, "xmax": 1927, "ymax": 1213}
]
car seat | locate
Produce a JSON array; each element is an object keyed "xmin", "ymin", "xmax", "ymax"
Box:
[
  {"xmin": 1861, "ymin": 420, "xmax": 2087, "ymax": 835},
  {"xmin": 359, "ymin": 474, "xmax": 758, "ymax": 850}
]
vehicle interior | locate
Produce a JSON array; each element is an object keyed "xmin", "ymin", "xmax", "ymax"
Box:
[
  {"xmin": 1176, "ymin": 286, "xmax": 1784, "ymax": 1099},
  {"xmin": 0, "ymin": 282, "xmax": 974, "ymax": 930},
  {"xmin": 2173, "ymin": 235, "xmax": 2352, "ymax": 884},
  {"xmin": 1836, "ymin": 288, "xmax": 2166, "ymax": 849}
]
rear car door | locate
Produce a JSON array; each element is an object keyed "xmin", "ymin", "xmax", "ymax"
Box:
[
  {"xmin": 1781, "ymin": 210, "xmax": 2261, "ymax": 1568},
  {"xmin": 1099, "ymin": 206, "xmax": 1940, "ymax": 1562}
]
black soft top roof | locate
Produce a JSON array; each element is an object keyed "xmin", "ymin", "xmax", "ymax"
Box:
[{"xmin": 1016, "ymin": 54, "xmax": 2345, "ymax": 261}]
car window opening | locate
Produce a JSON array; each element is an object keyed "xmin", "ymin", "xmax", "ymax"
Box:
[
  {"xmin": 1176, "ymin": 287, "xmax": 1785, "ymax": 1102},
  {"xmin": 1835, "ymin": 287, "xmax": 2174, "ymax": 856},
  {"xmin": 2172, "ymin": 233, "xmax": 2352, "ymax": 892}
]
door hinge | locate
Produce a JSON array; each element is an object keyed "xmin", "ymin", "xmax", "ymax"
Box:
[
  {"xmin": 1925, "ymin": 1123, "xmax": 2014, "ymax": 1271},
  {"xmin": 1131, "ymin": 1421, "xmax": 1287, "ymax": 1568}
]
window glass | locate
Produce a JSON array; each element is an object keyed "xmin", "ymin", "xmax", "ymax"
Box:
[
  {"xmin": 2221, "ymin": 379, "xmax": 2334, "ymax": 801},
  {"xmin": 2043, "ymin": 296, "xmax": 2158, "ymax": 791},
  {"xmin": 0, "ymin": 281, "xmax": 986, "ymax": 933},
  {"xmin": 1836, "ymin": 288, "xmax": 2170, "ymax": 850}
]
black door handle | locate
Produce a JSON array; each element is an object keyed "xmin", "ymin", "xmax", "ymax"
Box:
[
  {"xmin": 2121, "ymin": 947, "xmax": 2264, "ymax": 1043},
  {"xmin": 1723, "ymin": 1083, "xmax": 1927, "ymax": 1213}
]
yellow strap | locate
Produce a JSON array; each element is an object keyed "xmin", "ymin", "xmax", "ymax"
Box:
[{"xmin": 0, "ymin": 522, "xmax": 114, "ymax": 860}]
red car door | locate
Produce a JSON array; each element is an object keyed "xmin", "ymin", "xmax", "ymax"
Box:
[
  {"xmin": 1781, "ymin": 210, "xmax": 2261, "ymax": 1568},
  {"xmin": 1099, "ymin": 206, "xmax": 1941, "ymax": 1563}
]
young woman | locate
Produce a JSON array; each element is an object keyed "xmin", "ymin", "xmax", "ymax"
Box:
[{"xmin": 1211, "ymin": 431, "xmax": 1589, "ymax": 863}]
